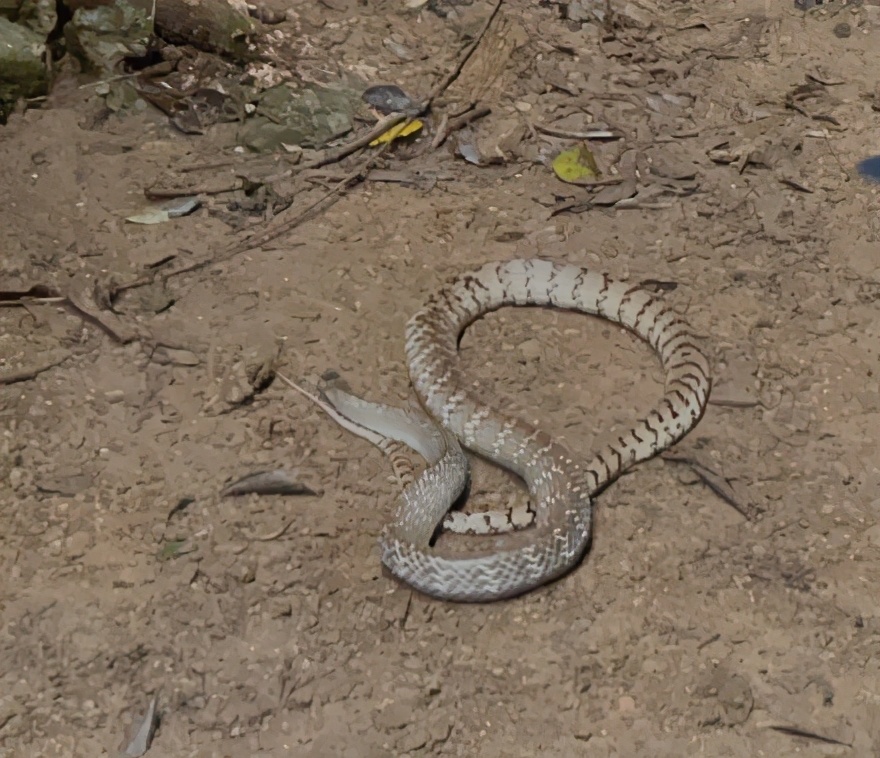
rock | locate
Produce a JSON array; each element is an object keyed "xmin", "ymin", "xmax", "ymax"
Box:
[
  {"xmin": 18, "ymin": 0, "xmax": 57, "ymax": 36},
  {"xmin": 519, "ymin": 338, "xmax": 542, "ymax": 361},
  {"xmin": 0, "ymin": 18, "xmax": 48, "ymax": 122},
  {"xmin": 64, "ymin": 2, "xmax": 151, "ymax": 73},
  {"xmin": 239, "ymin": 82, "xmax": 362, "ymax": 152}
]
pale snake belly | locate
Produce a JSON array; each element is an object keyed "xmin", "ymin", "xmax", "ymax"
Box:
[{"xmin": 286, "ymin": 258, "xmax": 711, "ymax": 602}]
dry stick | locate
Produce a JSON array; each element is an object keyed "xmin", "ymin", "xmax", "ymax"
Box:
[
  {"xmin": 431, "ymin": 105, "xmax": 491, "ymax": 149},
  {"xmin": 225, "ymin": 2, "xmax": 504, "ymax": 256},
  {"xmin": 0, "ymin": 296, "xmax": 66, "ymax": 307},
  {"xmin": 220, "ymin": 113, "xmax": 418, "ymax": 256},
  {"xmin": 532, "ymin": 124, "xmax": 621, "ymax": 141},
  {"xmin": 145, "ymin": 181, "xmax": 244, "ymax": 199},
  {"xmin": 122, "ymin": 135, "xmax": 394, "ymax": 279},
  {"xmin": 299, "ymin": 111, "xmax": 408, "ymax": 171},
  {"xmin": 285, "ymin": 0, "xmax": 502, "ymax": 174},
  {"xmin": 119, "ymin": 0, "xmax": 505, "ymax": 285},
  {"xmin": 0, "ymin": 353, "xmax": 71, "ymax": 385},
  {"xmin": 766, "ymin": 725, "xmax": 851, "ymax": 748},
  {"xmin": 431, "ymin": 114, "xmax": 450, "ymax": 150},
  {"xmin": 661, "ymin": 453, "xmax": 754, "ymax": 521},
  {"xmin": 226, "ymin": 147, "xmax": 390, "ymax": 256},
  {"xmin": 248, "ymin": 519, "xmax": 296, "ymax": 542},
  {"xmin": 178, "ymin": 159, "xmax": 239, "ymax": 173},
  {"xmin": 420, "ymin": 0, "xmax": 504, "ymax": 111},
  {"xmin": 450, "ymin": 104, "xmax": 491, "ymax": 128}
]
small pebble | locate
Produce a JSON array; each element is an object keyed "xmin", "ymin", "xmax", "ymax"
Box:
[
  {"xmin": 519, "ymin": 338, "xmax": 542, "ymax": 361},
  {"xmin": 9, "ymin": 467, "xmax": 24, "ymax": 489},
  {"xmin": 104, "ymin": 389, "xmax": 125, "ymax": 403},
  {"xmin": 833, "ymin": 22, "xmax": 851, "ymax": 37}
]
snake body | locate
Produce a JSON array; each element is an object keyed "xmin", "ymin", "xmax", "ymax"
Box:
[{"xmin": 294, "ymin": 259, "xmax": 710, "ymax": 602}]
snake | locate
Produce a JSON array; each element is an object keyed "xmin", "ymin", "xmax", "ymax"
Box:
[{"xmin": 283, "ymin": 258, "xmax": 711, "ymax": 602}]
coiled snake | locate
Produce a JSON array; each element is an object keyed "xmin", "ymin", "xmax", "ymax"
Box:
[{"xmin": 284, "ymin": 259, "xmax": 710, "ymax": 602}]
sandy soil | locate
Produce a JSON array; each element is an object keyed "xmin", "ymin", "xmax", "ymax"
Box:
[{"xmin": 2, "ymin": 0, "xmax": 880, "ymax": 755}]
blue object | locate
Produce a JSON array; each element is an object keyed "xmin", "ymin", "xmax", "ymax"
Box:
[{"xmin": 857, "ymin": 156, "xmax": 880, "ymax": 182}]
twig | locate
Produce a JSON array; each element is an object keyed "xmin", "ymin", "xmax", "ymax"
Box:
[
  {"xmin": 299, "ymin": 112, "xmax": 407, "ymax": 171},
  {"xmin": 215, "ymin": 129, "xmax": 389, "ymax": 258},
  {"xmin": 661, "ymin": 453, "xmax": 755, "ymax": 521},
  {"xmin": 707, "ymin": 397, "xmax": 760, "ymax": 409},
  {"xmin": 178, "ymin": 159, "xmax": 239, "ymax": 173},
  {"xmin": 144, "ymin": 181, "xmax": 244, "ymax": 199},
  {"xmin": 106, "ymin": 1, "xmax": 504, "ymax": 290},
  {"xmin": 420, "ymin": 0, "xmax": 504, "ymax": 111},
  {"xmin": 247, "ymin": 519, "xmax": 296, "ymax": 542},
  {"xmin": 1, "ymin": 281, "xmax": 141, "ymax": 344},
  {"xmin": 303, "ymin": 168, "xmax": 455, "ymax": 186},
  {"xmin": 432, "ymin": 105, "xmax": 492, "ymax": 149},
  {"xmin": 533, "ymin": 124, "xmax": 621, "ymax": 141},
  {"xmin": 227, "ymin": 148, "xmax": 388, "ymax": 255},
  {"xmin": 765, "ymin": 725, "xmax": 852, "ymax": 747},
  {"xmin": 613, "ymin": 200, "xmax": 675, "ymax": 210},
  {"xmin": 431, "ymin": 114, "xmax": 450, "ymax": 149},
  {"xmin": 0, "ymin": 296, "xmax": 66, "ymax": 307},
  {"xmin": 0, "ymin": 353, "xmax": 71, "ymax": 384},
  {"xmin": 65, "ymin": 284, "xmax": 139, "ymax": 344},
  {"xmin": 78, "ymin": 71, "xmax": 140, "ymax": 89},
  {"xmin": 696, "ymin": 633, "xmax": 720, "ymax": 651}
]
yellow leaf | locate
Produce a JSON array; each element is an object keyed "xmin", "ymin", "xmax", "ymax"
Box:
[
  {"xmin": 369, "ymin": 119, "xmax": 424, "ymax": 146},
  {"xmin": 551, "ymin": 143, "xmax": 602, "ymax": 184}
]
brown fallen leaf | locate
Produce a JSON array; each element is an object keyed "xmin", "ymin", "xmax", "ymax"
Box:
[
  {"xmin": 221, "ymin": 469, "xmax": 319, "ymax": 497},
  {"xmin": 591, "ymin": 177, "xmax": 637, "ymax": 206}
]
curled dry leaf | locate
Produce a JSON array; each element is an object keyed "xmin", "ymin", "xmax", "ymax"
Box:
[
  {"xmin": 221, "ymin": 469, "xmax": 319, "ymax": 497},
  {"xmin": 126, "ymin": 197, "xmax": 201, "ymax": 225},
  {"xmin": 591, "ymin": 177, "xmax": 637, "ymax": 206}
]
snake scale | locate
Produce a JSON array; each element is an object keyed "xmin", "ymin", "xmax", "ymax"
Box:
[{"xmin": 288, "ymin": 258, "xmax": 711, "ymax": 602}]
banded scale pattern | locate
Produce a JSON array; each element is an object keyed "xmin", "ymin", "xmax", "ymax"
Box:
[
  {"xmin": 298, "ymin": 259, "xmax": 711, "ymax": 602},
  {"xmin": 384, "ymin": 259, "xmax": 710, "ymax": 601}
]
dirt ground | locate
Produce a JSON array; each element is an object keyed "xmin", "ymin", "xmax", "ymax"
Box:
[{"xmin": 2, "ymin": 0, "xmax": 880, "ymax": 755}]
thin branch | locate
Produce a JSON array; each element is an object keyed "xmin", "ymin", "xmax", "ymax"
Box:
[
  {"xmin": 0, "ymin": 353, "xmax": 71, "ymax": 385},
  {"xmin": 420, "ymin": 0, "xmax": 504, "ymax": 111},
  {"xmin": 432, "ymin": 105, "xmax": 492, "ymax": 149},
  {"xmin": 106, "ymin": 0, "xmax": 505, "ymax": 290},
  {"xmin": 533, "ymin": 123, "xmax": 621, "ymax": 141},
  {"xmin": 662, "ymin": 453, "xmax": 756, "ymax": 521},
  {"xmin": 766, "ymin": 724, "xmax": 852, "ymax": 747},
  {"xmin": 227, "ymin": 148, "xmax": 388, "ymax": 255},
  {"xmin": 299, "ymin": 111, "xmax": 407, "ymax": 171}
]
